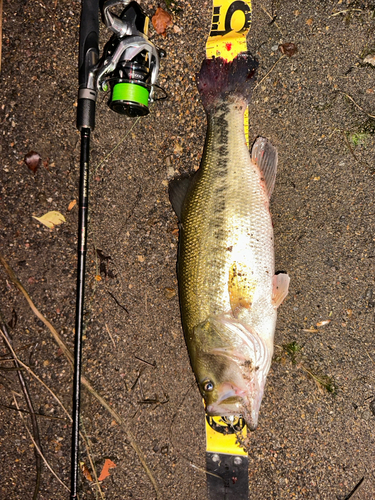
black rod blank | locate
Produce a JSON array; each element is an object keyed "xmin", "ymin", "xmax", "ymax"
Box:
[{"xmin": 70, "ymin": 127, "xmax": 91, "ymax": 499}]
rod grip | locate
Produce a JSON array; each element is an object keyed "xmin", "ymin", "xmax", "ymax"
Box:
[
  {"xmin": 77, "ymin": 0, "xmax": 99, "ymax": 131},
  {"xmin": 78, "ymin": 0, "xmax": 99, "ymax": 82}
]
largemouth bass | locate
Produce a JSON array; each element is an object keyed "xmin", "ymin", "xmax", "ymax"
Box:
[{"xmin": 169, "ymin": 53, "xmax": 290, "ymax": 430}]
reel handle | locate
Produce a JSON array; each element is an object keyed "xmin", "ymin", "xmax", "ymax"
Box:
[
  {"xmin": 77, "ymin": 0, "xmax": 100, "ymax": 131},
  {"xmin": 102, "ymin": 0, "xmax": 133, "ymax": 36}
]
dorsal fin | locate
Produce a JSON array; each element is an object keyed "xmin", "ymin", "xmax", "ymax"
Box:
[{"xmin": 251, "ymin": 137, "xmax": 278, "ymax": 198}]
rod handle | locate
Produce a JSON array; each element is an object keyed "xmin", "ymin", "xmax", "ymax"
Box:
[{"xmin": 77, "ymin": 0, "xmax": 99, "ymax": 131}]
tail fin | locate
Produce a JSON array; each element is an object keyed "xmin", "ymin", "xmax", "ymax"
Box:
[{"xmin": 197, "ymin": 52, "xmax": 258, "ymax": 113}]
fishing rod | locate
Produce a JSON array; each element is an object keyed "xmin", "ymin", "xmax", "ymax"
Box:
[
  {"xmin": 71, "ymin": 1, "xmax": 165, "ymax": 497},
  {"xmin": 71, "ymin": 1, "xmax": 99, "ymax": 496}
]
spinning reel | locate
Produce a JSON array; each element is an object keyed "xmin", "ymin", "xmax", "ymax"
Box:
[
  {"xmin": 97, "ymin": 0, "xmax": 166, "ymax": 116},
  {"xmin": 78, "ymin": 0, "xmax": 165, "ymax": 127}
]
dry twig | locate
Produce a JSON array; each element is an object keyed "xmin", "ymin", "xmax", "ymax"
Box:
[
  {"xmin": 329, "ymin": 9, "xmax": 363, "ymax": 17},
  {"xmin": 254, "ymin": 55, "xmax": 287, "ymax": 90},
  {"xmin": 105, "ymin": 323, "xmax": 116, "ymax": 347},
  {"xmin": 12, "ymin": 393, "xmax": 70, "ymax": 492},
  {"xmin": 0, "ymin": 313, "xmax": 42, "ymax": 500},
  {"xmin": 0, "ymin": 254, "xmax": 74, "ymax": 367},
  {"xmin": 260, "ymin": 4, "xmax": 283, "ymax": 34},
  {"xmin": 340, "ymin": 91, "xmax": 375, "ymax": 119},
  {"xmin": 0, "ymin": 253, "xmax": 162, "ymax": 499},
  {"xmin": 1, "ymin": 327, "xmax": 105, "ymax": 498},
  {"xmin": 80, "ymin": 422, "xmax": 105, "ymax": 500},
  {"xmin": 0, "ymin": 327, "xmax": 71, "ymax": 421}
]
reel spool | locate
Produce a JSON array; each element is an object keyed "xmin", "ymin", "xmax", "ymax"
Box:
[{"xmin": 96, "ymin": 0, "xmax": 165, "ymax": 117}]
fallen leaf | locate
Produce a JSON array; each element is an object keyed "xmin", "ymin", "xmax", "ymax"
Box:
[
  {"xmin": 306, "ymin": 18, "xmax": 313, "ymax": 26},
  {"xmin": 278, "ymin": 43, "xmax": 298, "ymax": 57},
  {"xmin": 32, "ymin": 211, "xmax": 66, "ymax": 229},
  {"xmin": 80, "ymin": 462, "xmax": 93, "ymax": 482},
  {"xmin": 316, "ymin": 320, "xmax": 331, "ymax": 327},
  {"xmin": 163, "ymin": 287, "xmax": 176, "ymax": 299},
  {"xmin": 137, "ymin": 255, "xmax": 145, "ymax": 262},
  {"xmin": 98, "ymin": 459, "xmax": 116, "ymax": 481},
  {"xmin": 52, "ymin": 439, "xmax": 62, "ymax": 452},
  {"xmin": 152, "ymin": 7, "xmax": 172, "ymax": 35},
  {"xmin": 68, "ymin": 199, "xmax": 77, "ymax": 211},
  {"xmin": 24, "ymin": 151, "xmax": 42, "ymax": 173},
  {"xmin": 174, "ymin": 143, "xmax": 183, "ymax": 156},
  {"xmin": 363, "ymin": 54, "xmax": 375, "ymax": 67}
]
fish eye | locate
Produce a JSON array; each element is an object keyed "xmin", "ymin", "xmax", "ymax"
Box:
[{"xmin": 203, "ymin": 380, "xmax": 214, "ymax": 392}]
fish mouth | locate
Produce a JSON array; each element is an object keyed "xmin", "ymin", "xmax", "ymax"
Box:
[
  {"xmin": 206, "ymin": 382, "xmax": 245, "ymax": 414},
  {"xmin": 206, "ymin": 400, "xmax": 244, "ymax": 417},
  {"xmin": 206, "ymin": 394, "xmax": 262, "ymax": 431},
  {"xmin": 205, "ymin": 375, "xmax": 266, "ymax": 431},
  {"xmin": 241, "ymin": 393, "xmax": 264, "ymax": 431}
]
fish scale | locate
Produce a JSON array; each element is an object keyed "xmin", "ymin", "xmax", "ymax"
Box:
[{"xmin": 180, "ymin": 99, "xmax": 275, "ymax": 340}]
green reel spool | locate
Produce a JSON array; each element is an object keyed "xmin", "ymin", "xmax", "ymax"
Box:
[{"xmin": 110, "ymin": 82, "xmax": 150, "ymax": 117}]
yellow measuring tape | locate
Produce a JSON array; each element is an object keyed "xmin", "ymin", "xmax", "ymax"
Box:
[
  {"xmin": 206, "ymin": 0, "xmax": 252, "ymax": 60},
  {"xmin": 206, "ymin": 415, "xmax": 247, "ymax": 456},
  {"xmin": 206, "ymin": 0, "xmax": 253, "ymax": 146}
]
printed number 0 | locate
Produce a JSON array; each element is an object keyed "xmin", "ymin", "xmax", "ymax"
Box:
[{"xmin": 210, "ymin": 0, "xmax": 252, "ymax": 37}]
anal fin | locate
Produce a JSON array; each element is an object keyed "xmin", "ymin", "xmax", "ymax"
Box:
[
  {"xmin": 251, "ymin": 137, "xmax": 278, "ymax": 198},
  {"xmin": 272, "ymin": 273, "xmax": 290, "ymax": 308}
]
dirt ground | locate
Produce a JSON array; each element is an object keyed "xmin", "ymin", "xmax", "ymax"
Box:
[{"xmin": 1, "ymin": 0, "xmax": 375, "ymax": 498}]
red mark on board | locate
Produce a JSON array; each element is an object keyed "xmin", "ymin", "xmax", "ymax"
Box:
[{"xmin": 226, "ymin": 43, "xmax": 232, "ymax": 51}]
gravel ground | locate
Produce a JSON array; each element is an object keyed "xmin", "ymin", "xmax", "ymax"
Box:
[{"xmin": 1, "ymin": 0, "xmax": 375, "ymax": 499}]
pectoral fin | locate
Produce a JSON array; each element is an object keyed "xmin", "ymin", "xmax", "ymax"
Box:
[
  {"xmin": 228, "ymin": 262, "xmax": 257, "ymax": 315},
  {"xmin": 272, "ymin": 273, "xmax": 290, "ymax": 308}
]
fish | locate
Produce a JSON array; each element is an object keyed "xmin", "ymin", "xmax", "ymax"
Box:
[{"xmin": 169, "ymin": 53, "xmax": 290, "ymax": 430}]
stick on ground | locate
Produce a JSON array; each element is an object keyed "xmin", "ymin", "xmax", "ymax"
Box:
[
  {"xmin": 0, "ymin": 312, "xmax": 42, "ymax": 500},
  {"xmin": 0, "ymin": 252, "xmax": 162, "ymax": 499}
]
